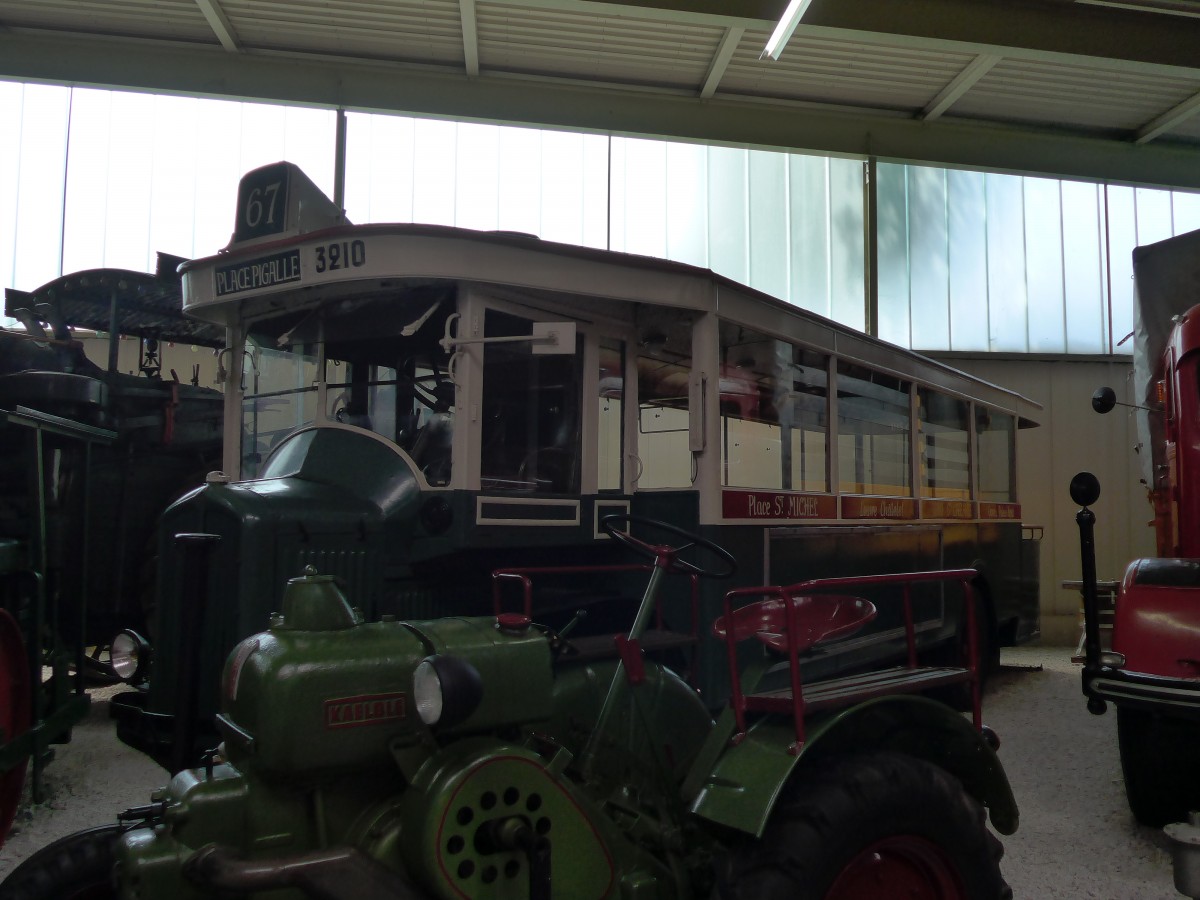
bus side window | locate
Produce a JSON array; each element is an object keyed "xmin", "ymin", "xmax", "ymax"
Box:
[
  {"xmin": 480, "ymin": 310, "xmax": 582, "ymax": 493},
  {"xmin": 976, "ymin": 408, "xmax": 1016, "ymax": 502},
  {"xmin": 837, "ymin": 362, "xmax": 912, "ymax": 496},
  {"xmin": 636, "ymin": 337, "xmax": 692, "ymax": 489},
  {"xmin": 718, "ymin": 321, "xmax": 830, "ymax": 492},
  {"xmin": 919, "ymin": 388, "xmax": 970, "ymax": 500}
]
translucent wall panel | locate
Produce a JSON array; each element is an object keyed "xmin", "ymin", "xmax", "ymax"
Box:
[
  {"xmin": 985, "ymin": 173, "xmax": 1029, "ymax": 352},
  {"xmin": 2, "ymin": 83, "xmax": 70, "ymax": 296},
  {"xmin": 879, "ymin": 161, "xmax": 1200, "ymax": 355},
  {"xmin": 1176, "ymin": 192, "xmax": 1200, "ymax": 234},
  {"xmin": 345, "ymin": 114, "xmax": 609, "ymax": 248},
  {"xmin": 666, "ymin": 142, "xmax": 708, "ymax": 266},
  {"xmin": 7, "ymin": 78, "xmax": 1200, "ymax": 357},
  {"xmin": 876, "ymin": 164, "xmax": 910, "ymax": 347},
  {"xmin": 0, "ymin": 84, "xmax": 21, "ymax": 299},
  {"xmin": 1106, "ymin": 186, "xmax": 1137, "ymax": 351},
  {"xmin": 829, "ymin": 160, "xmax": 866, "ymax": 331},
  {"xmin": 748, "ymin": 151, "xmax": 789, "ymax": 302},
  {"xmin": 612, "ymin": 140, "xmax": 865, "ymax": 329},
  {"xmin": 1061, "ymin": 182, "xmax": 1106, "ymax": 354},
  {"xmin": 706, "ymin": 146, "xmax": 748, "ymax": 286},
  {"xmin": 947, "ymin": 170, "xmax": 988, "ymax": 351},
  {"xmin": 61, "ymin": 90, "xmax": 336, "ymax": 275},
  {"xmin": 908, "ymin": 166, "xmax": 949, "ymax": 349},
  {"xmin": 613, "ymin": 138, "xmax": 668, "ymax": 258},
  {"xmin": 1023, "ymin": 178, "xmax": 1065, "ymax": 353},
  {"xmin": 789, "ymin": 155, "xmax": 830, "ymax": 320}
]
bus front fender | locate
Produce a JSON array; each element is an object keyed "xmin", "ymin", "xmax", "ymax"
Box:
[{"xmin": 689, "ymin": 695, "xmax": 1018, "ymax": 838}]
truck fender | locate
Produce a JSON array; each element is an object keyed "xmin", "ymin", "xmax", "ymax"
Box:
[{"xmin": 688, "ymin": 695, "xmax": 1017, "ymax": 839}]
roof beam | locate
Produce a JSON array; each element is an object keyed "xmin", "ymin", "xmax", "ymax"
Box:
[
  {"xmin": 460, "ymin": 0, "xmax": 481, "ymax": 77},
  {"xmin": 1136, "ymin": 90, "xmax": 1200, "ymax": 144},
  {"xmin": 699, "ymin": 26, "xmax": 743, "ymax": 99},
  {"xmin": 4, "ymin": 31, "xmax": 1199, "ymax": 191},
  {"xmin": 922, "ymin": 53, "xmax": 1001, "ymax": 122},
  {"xmin": 543, "ymin": 0, "xmax": 1200, "ymax": 70},
  {"xmin": 194, "ymin": 0, "xmax": 240, "ymax": 53}
]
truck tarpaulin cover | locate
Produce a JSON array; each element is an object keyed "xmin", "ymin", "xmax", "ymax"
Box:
[{"xmin": 1132, "ymin": 229, "xmax": 1200, "ymax": 489}]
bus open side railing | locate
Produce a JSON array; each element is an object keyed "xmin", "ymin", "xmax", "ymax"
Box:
[{"xmin": 714, "ymin": 568, "xmax": 983, "ymax": 754}]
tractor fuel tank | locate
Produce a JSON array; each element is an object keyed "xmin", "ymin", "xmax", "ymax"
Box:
[{"xmin": 217, "ymin": 570, "xmax": 554, "ymax": 778}]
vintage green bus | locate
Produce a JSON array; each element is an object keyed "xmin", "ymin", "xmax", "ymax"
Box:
[{"xmin": 111, "ymin": 162, "xmax": 1042, "ymax": 768}]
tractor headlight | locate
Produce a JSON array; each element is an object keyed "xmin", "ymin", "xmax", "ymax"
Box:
[
  {"xmin": 413, "ymin": 655, "xmax": 483, "ymax": 729},
  {"xmin": 110, "ymin": 629, "xmax": 150, "ymax": 683}
]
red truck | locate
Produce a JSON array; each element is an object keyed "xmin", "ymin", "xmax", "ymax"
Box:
[{"xmin": 1080, "ymin": 228, "xmax": 1200, "ymax": 828}]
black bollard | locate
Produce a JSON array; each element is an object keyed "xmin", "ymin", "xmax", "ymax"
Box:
[{"xmin": 1069, "ymin": 472, "xmax": 1107, "ymax": 715}]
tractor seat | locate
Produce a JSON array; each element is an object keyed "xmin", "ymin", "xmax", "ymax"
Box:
[{"xmin": 712, "ymin": 593, "xmax": 877, "ymax": 654}]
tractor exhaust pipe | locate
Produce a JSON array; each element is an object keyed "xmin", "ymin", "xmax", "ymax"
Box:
[{"xmin": 183, "ymin": 843, "xmax": 430, "ymax": 900}]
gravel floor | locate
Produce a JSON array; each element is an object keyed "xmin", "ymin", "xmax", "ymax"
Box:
[{"xmin": 0, "ymin": 645, "xmax": 1186, "ymax": 897}]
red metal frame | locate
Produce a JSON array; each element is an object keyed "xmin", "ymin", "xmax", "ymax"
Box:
[{"xmin": 717, "ymin": 569, "xmax": 982, "ymax": 754}]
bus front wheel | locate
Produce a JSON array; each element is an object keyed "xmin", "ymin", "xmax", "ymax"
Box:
[{"xmin": 719, "ymin": 751, "xmax": 1011, "ymax": 900}]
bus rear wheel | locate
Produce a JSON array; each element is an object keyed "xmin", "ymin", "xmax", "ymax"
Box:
[
  {"xmin": 719, "ymin": 751, "xmax": 1011, "ymax": 900},
  {"xmin": 0, "ymin": 824, "xmax": 121, "ymax": 900}
]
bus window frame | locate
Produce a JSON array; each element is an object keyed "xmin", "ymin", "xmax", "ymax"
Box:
[{"xmin": 697, "ymin": 311, "xmax": 1027, "ymax": 526}]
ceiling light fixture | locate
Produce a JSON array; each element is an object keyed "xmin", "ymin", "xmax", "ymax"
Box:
[{"xmin": 762, "ymin": 0, "xmax": 815, "ymax": 60}]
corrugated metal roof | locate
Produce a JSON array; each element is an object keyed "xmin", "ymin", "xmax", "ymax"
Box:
[{"xmin": 2, "ymin": 0, "xmax": 1200, "ymax": 188}]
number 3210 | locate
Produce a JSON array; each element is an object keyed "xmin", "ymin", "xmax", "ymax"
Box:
[{"xmin": 314, "ymin": 240, "xmax": 367, "ymax": 273}]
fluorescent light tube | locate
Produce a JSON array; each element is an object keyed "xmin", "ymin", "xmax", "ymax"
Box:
[{"xmin": 762, "ymin": 0, "xmax": 815, "ymax": 60}]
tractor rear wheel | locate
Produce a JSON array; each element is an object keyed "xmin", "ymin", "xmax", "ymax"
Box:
[
  {"xmin": 719, "ymin": 751, "xmax": 1010, "ymax": 900},
  {"xmin": 1117, "ymin": 706, "xmax": 1200, "ymax": 828},
  {"xmin": 0, "ymin": 824, "xmax": 121, "ymax": 900}
]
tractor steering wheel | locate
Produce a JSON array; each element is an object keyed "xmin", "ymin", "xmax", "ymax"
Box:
[{"xmin": 601, "ymin": 514, "xmax": 737, "ymax": 580}]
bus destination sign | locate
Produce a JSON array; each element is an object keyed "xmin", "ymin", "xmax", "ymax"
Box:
[
  {"xmin": 919, "ymin": 499, "xmax": 976, "ymax": 520},
  {"xmin": 233, "ymin": 163, "xmax": 291, "ymax": 243},
  {"xmin": 215, "ymin": 250, "xmax": 301, "ymax": 297},
  {"xmin": 840, "ymin": 496, "xmax": 917, "ymax": 520},
  {"xmin": 722, "ymin": 490, "xmax": 836, "ymax": 521},
  {"xmin": 979, "ymin": 502, "xmax": 1022, "ymax": 520}
]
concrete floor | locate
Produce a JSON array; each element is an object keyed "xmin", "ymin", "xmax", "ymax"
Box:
[
  {"xmin": 986, "ymin": 645, "xmax": 1179, "ymax": 899},
  {"xmin": 0, "ymin": 645, "xmax": 1187, "ymax": 897}
]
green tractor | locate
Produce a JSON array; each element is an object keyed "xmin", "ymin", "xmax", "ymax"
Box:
[{"xmin": 0, "ymin": 517, "xmax": 1017, "ymax": 900}]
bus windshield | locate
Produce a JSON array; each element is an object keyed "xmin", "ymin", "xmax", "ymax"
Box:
[{"xmin": 240, "ymin": 286, "xmax": 456, "ymax": 481}]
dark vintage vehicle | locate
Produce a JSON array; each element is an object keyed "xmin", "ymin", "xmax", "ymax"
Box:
[
  {"xmin": 0, "ymin": 258, "xmax": 224, "ymax": 846},
  {"xmin": 0, "ymin": 515, "xmax": 1019, "ymax": 899},
  {"xmin": 101, "ymin": 162, "xmax": 1043, "ymax": 775}
]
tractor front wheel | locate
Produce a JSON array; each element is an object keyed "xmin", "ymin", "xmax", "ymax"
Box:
[
  {"xmin": 719, "ymin": 751, "xmax": 1010, "ymax": 900},
  {"xmin": 0, "ymin": 824, "xmax": 121, "ymax": 900}
]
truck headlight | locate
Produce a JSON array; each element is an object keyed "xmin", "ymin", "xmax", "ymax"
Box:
[
  {"xmin": 110, "ymin": 630, "xmax": 150, "ymax": 683},
  {"xmin": 413, "ymin": 655, "xmax": 482, "ymax": 729}
]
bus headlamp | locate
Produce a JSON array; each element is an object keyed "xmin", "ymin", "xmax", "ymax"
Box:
[
  {"xmin": 110, "ymin": 629, "xmax": 150, "ymax": 683},
  {"xmin": 413, "ymin": 655, "xmax": 482, "ymax": 729}
]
